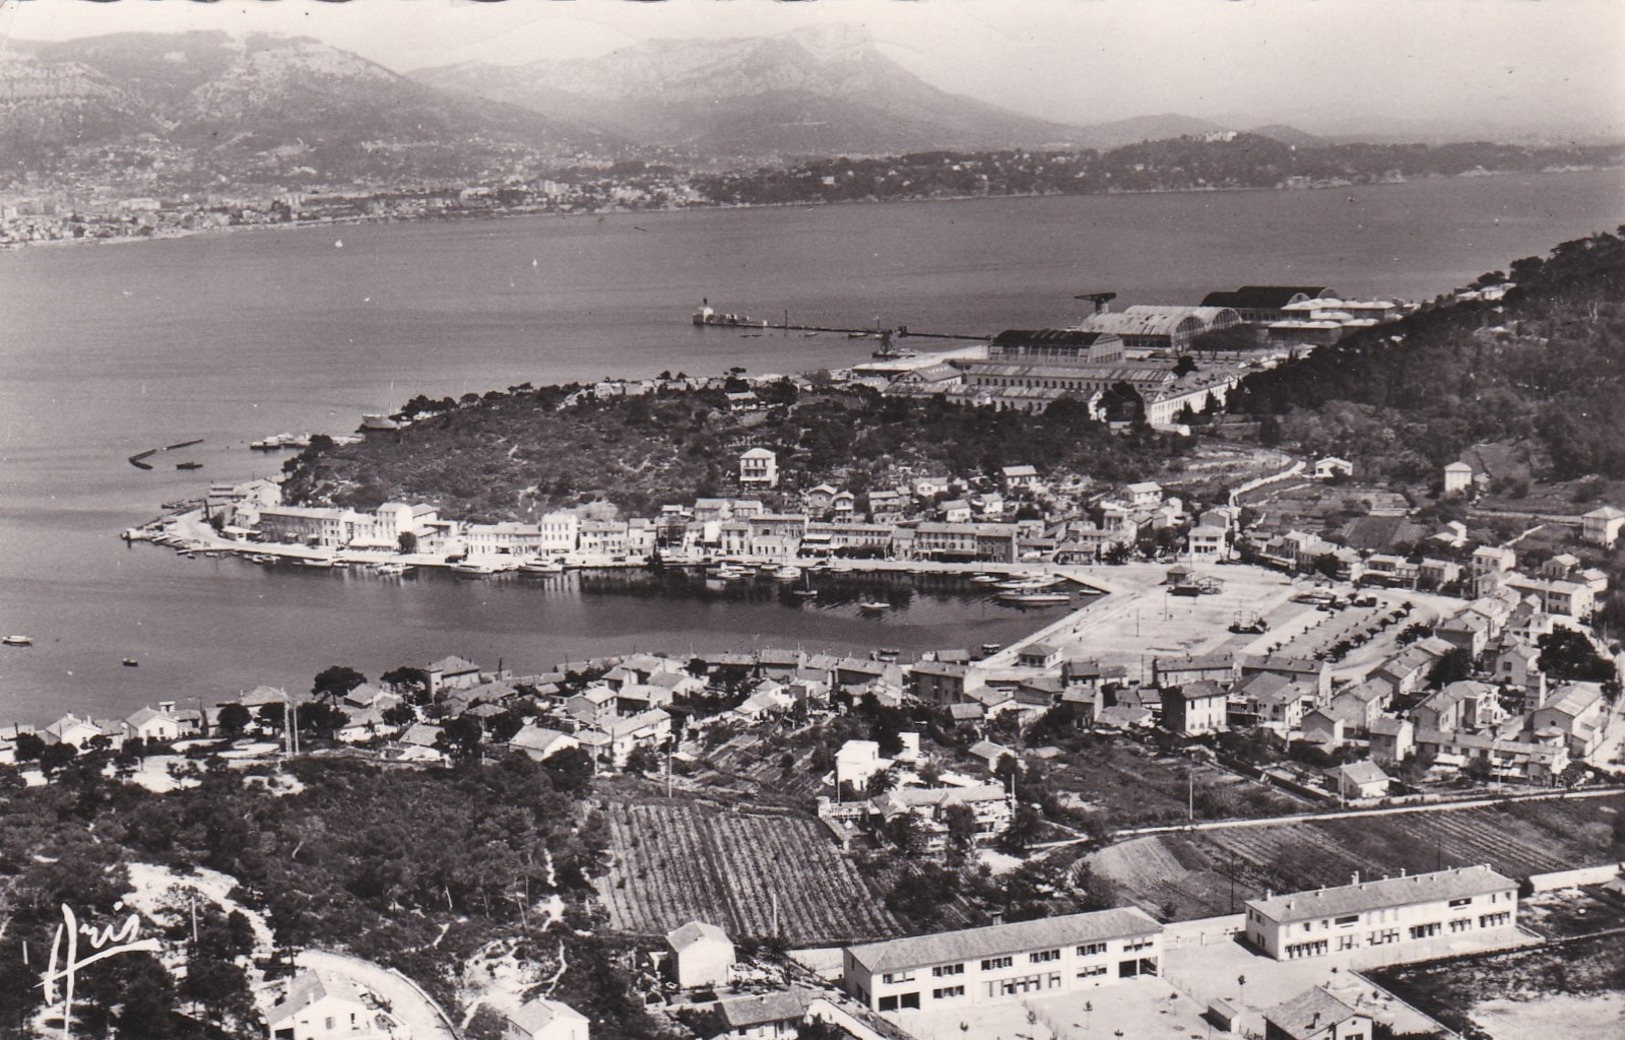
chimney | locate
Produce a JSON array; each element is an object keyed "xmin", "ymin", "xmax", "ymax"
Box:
[{"xmin": 159, "ymin": 700, "xmax": 175, "ymax": 713}]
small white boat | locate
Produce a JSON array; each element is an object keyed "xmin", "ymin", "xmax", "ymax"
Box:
[
  {"xmin": 715, "ymin": 565, "xmax": 750, "ymax": 580},
  {"xmin": 520, "ymin": 559, "xmax": 566, "ymax": 575},
  {"xmin": 995, "ymin": 575, "xmax": 1064, "ymax": 591},
  {"xmin": 857, "ymin": 599, "xmax": 889, "ymax": 613},
  {"xmin": 970, "ymin": 573, "xmax": 1003, "ymax": 584},
  {"xmin": 996, "ymin": 591, "xmax": 1071, "ymax": 605},
  {"xmin": 773, "ymin": 565, "xmax": 802, "ymax": 580},
  {"xmin": 373, "ymin": 561, "xmax": 406, "ymax": 576},
  {"xmin": 301, "ymin": 557, "xmax": 337, "ymax": 569},
  {"xmin": 450, "ymin": 559, "xmax": 498, "ymax": 576},
  {"xmin": 2, "ymin": 635, "xmax": 32, "ymax": 647}
]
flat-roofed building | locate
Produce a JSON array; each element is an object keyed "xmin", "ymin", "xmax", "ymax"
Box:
[
  {"xmin": 1243, "ymin": 865, "xmax": 1517, "ymax": 961},
  {"xmin": 843, "ymin": 907, "xmax": 1162, "ymax": 1012}
]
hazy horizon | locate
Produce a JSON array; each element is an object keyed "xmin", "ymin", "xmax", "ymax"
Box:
[{"xmin": 1, "ymin": 0, "xmax": 1622, "ymax": 142}]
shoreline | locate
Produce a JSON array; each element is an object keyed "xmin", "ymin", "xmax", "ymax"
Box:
[{"xmin": 7, "ymin": 165, "xmax": 1618, "ymax": 254}]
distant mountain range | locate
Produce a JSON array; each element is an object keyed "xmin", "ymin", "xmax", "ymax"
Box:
[
  {"xmin": 0, "ymin": 32, "xmax": 612, "ymax": 187},
  {"xmin": 411, "ymin": 23, "xmax": 1087, "ymax": 157},
  {"xmin": 4, "ymin": 25, "xmax": 1602, "ymax": 196}
]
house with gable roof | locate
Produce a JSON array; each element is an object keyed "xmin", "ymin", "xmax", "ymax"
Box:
[
  {"xmin": 266, "ymin": 969, "xmax": 400, "ymax": 1040},
  {"xmin": 667, "ymin": 920, "xmax": 734, "ymax": 989},
  {"xmin": 503, "ymin": 996, "xmax": 590, "ymax": 1040},
  {"xmin": 1263, "ymin": 986, "xmax": 1371, "ymax": 1040}
]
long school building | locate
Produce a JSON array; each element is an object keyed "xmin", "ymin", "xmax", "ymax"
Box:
[
  {"xmin": 1243, "ymin": 865, "xmax": 1518, "ymax": 961},
  {"xmin": 842, "ymin": 908, "xmax": 1162, "ymax": 1013}
]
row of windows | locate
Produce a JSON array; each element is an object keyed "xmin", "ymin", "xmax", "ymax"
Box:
[
  {"xmin": 1409, "ymin": 922, "xmax": 1441, "ymax": 940},
  {"xmin": 1480, "ymin": 912, "xmax": 1511, "ymax": 928},
  {"xmin": 932, "ymin": 985, "xmax": 964, "ymax": 999},
  {"xmin": 904, "ymin": 940, "xmax": 1156, "ymax": 983},
  {"xmin": 1285, "ymin": 940, "xmax": 1329, "ymax": 959}
]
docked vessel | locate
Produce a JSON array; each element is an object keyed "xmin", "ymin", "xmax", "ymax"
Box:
[
  {"xmin": 175, "ymin": 461, "xmax": 203, "ymax": 470},
  {"xmin": 520, "ymin": 558, "xmax": 567, "ymax": 575},
  {"xmin": 772, "ymin": 565, "xmax": 803, "ymax": 580},
  {"xmin": 450, "ymin": 559, "xmax": 499, "ymax": 576},
  {"xmin": 857, "ymin": 599, "xmax": 889, "ymax": 613},
  {"xmin": 2, "ymin": 635, "xmax": 32, "ymax": 647},
  {"xmin": 996, "ymin": 591, "xmax": 1071, "ymax": 605},
  {"xmin": 691, "ymin": 299, "xmax": 767, "ymax": 328}
]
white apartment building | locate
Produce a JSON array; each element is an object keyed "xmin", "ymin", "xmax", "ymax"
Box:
[
  {"xmin": 1244, "ymin": 865, "xmax": 1517, "ymax": 961},
  {"xmin": 843, "ymin": 908, "xmax": 1162, "ymax": 1013}
]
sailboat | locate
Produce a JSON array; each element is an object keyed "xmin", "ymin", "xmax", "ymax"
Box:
[{"xmin": 791, "ymin": 569, "xmax": 818, "ymax": 600}]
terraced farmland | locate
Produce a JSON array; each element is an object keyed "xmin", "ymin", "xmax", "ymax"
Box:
[
  {"xmin": 1088, "ymin": 793, "xmax": 1625, "ymax": 921},
  {"xmin": 594, "ymin": 798, "xmax": 903, "ymax": 945}
]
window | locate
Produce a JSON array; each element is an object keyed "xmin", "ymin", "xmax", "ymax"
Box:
[
  {"xmin": 1124, "ymin": 938, "xmax": 1155, "ymax": 952},
  {"xmin": 1409, "ymin": 922, "xmax": 1441, "ymax": 940},
  {"xmin": 932, "ymin": 986, "xmax": 964, "ymax": 1000},
  {"xmin": 1449, "ymin": 918, "xmax": 1473, "ymax": 933},
  {"xmin": 1480, "ymin": 912, "xmax": 1511, "ymax": 929},
  {"xmin": 1335, "ymin": 915, "xmax": 1359, "ymax": 926},
  {"xmin": 981, "ymin": 956, "xmax": 1013, "ymax": 971},
  {"xmin": 1449, "ymin": 897, "xmax": 1472, "ymax": 908},
  {"xmin": 1077, "ymin": 965, "xmax": 1108, "ymax": 979},
  {"xmin": 1029, "ymin": 949, "xmax": 1060, "ymax": 964},
  {"xmin": 881, "ymin": 971, "xmax": 915, "ymax": 985},
  {"xmin": 931, "ymin": 963, "xmax": 964, "ymax": 978},
  {"xmin": 1076, "ymin": 942, "xmax": 1107, "ymax": 957},
  {"xmin": 1285, "ymin": 940, "xmax": 1328, "ymax": 959},
  {"xmin": 878, "ymin": 996, "xmax": 898, "ymax": 1012}
]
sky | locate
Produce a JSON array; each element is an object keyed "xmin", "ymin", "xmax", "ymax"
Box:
[{"xmin": 2, "ymin": 0, "xmax": 1621, "ymax": 137}]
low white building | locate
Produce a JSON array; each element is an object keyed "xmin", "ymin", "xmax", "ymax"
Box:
[
  {"xmin": 843, "ymin": 908, "xmax": 1163, "ymax": 1012},
  {"xmin": 503, "ymin": 997, "xmax": 589, "ymax": 1040},
  {"xmin": 1243, "ymin": 865, "xmax": 1517, "ymax": 961},
  {"xmin": 265, "ymin": 971, "xmax": 400, "ymax": 1040},
  {"xmin": 667, "ymin": 920, "xmax": 734, "ymax": 989}
]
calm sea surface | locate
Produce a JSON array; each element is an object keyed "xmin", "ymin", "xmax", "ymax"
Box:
[{"xmin": 1, "ymin": 171, "xmax": 1621, "ymax": 724}]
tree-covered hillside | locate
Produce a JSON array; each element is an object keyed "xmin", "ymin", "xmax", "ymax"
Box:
[
  {"xmin": 284, "ymin": 385, "xmax": 1191, "ymax": 521},
  {"xmin": 1226, "ymin": 229, "xmax": 1625, "ymax": 483}
]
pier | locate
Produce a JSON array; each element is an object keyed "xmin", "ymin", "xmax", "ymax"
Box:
[{"xmin": 691, "ymin": 301, "xmax": 989, "ymax": 346}]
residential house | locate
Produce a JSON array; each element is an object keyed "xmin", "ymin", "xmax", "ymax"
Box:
[
  {"xmin": 1329, "ymin": 680, "xmax": 1391, "ymax": 733},
  {"xmin": 509, "ymin": 726, "xmax": 580, "ymax": 763},
  {"xmin": 1125, "ymin": 481, "xmax": 1162, "ymax": 509},
  {"xmin": 1241, "ymin": 655, "xmax": 1331, "ymax": 702},
  {"xmin": 836, "ymin": 740, "xmax": 892, "ymax": 792},
  {"xmin": 427, "ymin": 655, "xmax": 483, "ymax": 696},
  {"xmin": 738, "ymin": 448, "xmax": 779, "ymax": 489},
  {"xmin": 1367, "ymin": 717, "xmax": 1415, "ymax": 765},
  {"xmin": 1187, "ymin": 525, "xmax": 1227, "ymax": 561},
  {"xmin": 1243, "ymin": 865, "xmax": 1518, "ymax": 961},
  {"xmin": 667, "ymin": 921, "xmax": 734, "ymax": 989},
  {"xmin": 1151, "ymin": 653, "xmax": 1237, "ymax": 687},
  {"xmin": 1300, "ymin": 709, "xmax": 1345, "ymax": 748},
  {"xmin": 1505, "ymin": 574, "xmax": 1596, "ymax": 618},
  {"xmin": 1326, "ymin": 760, "xmax": 1391, "ymax": 800},
  {"xmin": 1017, "ymin": 642, "xmax": 1063, "ymax": 670},
  {"xmin": 1001, "ymin": 465, "xmax": 1042, "ymax": 491},
  {"xmin": 589, "ymin": 709, "xmax": 671, "ymax": 769},
  {"xmin": 266, "ymin": 970, "xmax": 398, "ymax": 1040},
  {"xmin": 123, "ymin": 704, "xmax": 183, "ymax": 745},
  {"xmin": 1373, "ymin": 639, "xmax": 1453, "ymax": 696},
  {"xmin": 1530, "ymin": 684, "xmax": 1608, "ymax": 759},
  {"xmin": 503, "ymin": 997, "xmax": 589, "ymax": 1040},
  {"xmin": 910, "ymin": 662, "xmax": 984, "ymax": 706},
  {"xmin": 803, "ymin": 484, "xmax": 839, "ymax": 515},
  {"xmin": 940, "ymin": 499, "xmax": 973, "ymax": 524},
  {"xmin": 869, "ymin": 785, "xmax": 1012, "ymax": 847},
  {"xmin": 41, "ymin": 713, "xmax": 104, "ymax": 749},
  {"xmin": 1312, "ymin": 457, "xmax": 1354, "ymax": 481},
  {"xmin": 1263, "ymin": 987, "xmax": 1371, "ymax": 1040},
  {"xmin": 1581, "ymin": 505, "xmax": 1625, "ymax": 548},
  {"xmin": 1443, "ymin": 461, "xmax": 1476, "ymax": 495},
  {"xmin": 714, "ymin": 990, "xmax": 818, "ymax": 1040},
  {"xmin": 842, "ymin": 908, "xmax": 1164, "ymax": 1012},
  {"xmin": 1160, "ymin": 681, "xmax": 1229, "ymax": 736}
]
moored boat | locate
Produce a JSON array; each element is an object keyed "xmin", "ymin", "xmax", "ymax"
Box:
[
  {"xmin": 450, "ymin": 559, "xmax": 498, "ymax": 576},
  {"xmin": 857, "ymin": 599, "xmax": 889, "ymax": 613},
  {"xmin": 995, "ymin": 590, "xmax": 1071, "ymax": 605},
  {"xmin": 2, "ymin": 635, "xmax": 32, "ymax": 647},
  {"xmin": 519, "ymin": 558, "xmax": 566, "ymax": 575},
  {"xmin": 772, "ymin": 565, "xmax": 802, "ymax": 580}
]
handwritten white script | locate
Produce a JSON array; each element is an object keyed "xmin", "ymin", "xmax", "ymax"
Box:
[{"xmin": 39, "ymin": 902, "xmax": 161, "ymax": 1040}]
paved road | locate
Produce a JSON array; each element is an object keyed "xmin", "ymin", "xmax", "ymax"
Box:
[{"xmin": 296, "ymin": 949, "xmax": 460, "ymax": 1040}]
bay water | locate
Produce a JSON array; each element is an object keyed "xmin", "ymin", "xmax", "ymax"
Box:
[{"xmin": 1, "ymin": 170, "xmax": 1620, "ymax": 724}]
